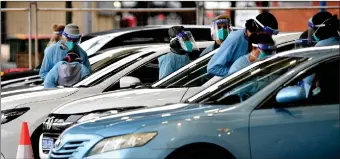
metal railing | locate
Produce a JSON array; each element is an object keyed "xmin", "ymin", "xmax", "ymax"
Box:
[{"xmin": 1, "ymin": 4, "xmax": 339, "ymax": 69}]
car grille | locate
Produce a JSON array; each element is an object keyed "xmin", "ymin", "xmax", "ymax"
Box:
[{"xmin": 49, "ymin": 139, "xmax": 89, "ymax": 159}]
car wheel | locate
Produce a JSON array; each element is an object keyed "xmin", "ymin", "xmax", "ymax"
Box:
[{"xmin": 166, "ymin": 143, "xmax": 234, "ymax": 159}]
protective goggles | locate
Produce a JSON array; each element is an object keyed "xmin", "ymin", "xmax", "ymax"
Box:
[
  {"xmin": 253, "ymin": 18, "xmax": 279, "ymax": 35},
  {"xmin": 62, "ymin": 31, "xmax": 81, "ymax": 42},
  {"xmin": 252, "ymin": 43, "xmax": 277, "ymax": 53}
]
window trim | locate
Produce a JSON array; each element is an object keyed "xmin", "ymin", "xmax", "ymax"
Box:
[
  {"xmin": 256, "ymin": 56, "xmax": 339, "ymax": 110},
  {"xmin": 103, "ymin": 52, "xmax": 162, "ymax": 92}
]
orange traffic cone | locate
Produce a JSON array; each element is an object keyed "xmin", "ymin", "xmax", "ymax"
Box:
[{"xmin": 16, "ymin": 122, "xmax": 34, "ymax": 159}]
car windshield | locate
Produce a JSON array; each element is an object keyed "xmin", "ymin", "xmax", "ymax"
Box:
[
  {"xmin": 89, "ymin": 47, "xmax": 146, "ymax": 73},
  {"xmin": 74, "ymin": 50, "xmax": 156, "ymax": 88},
  {"xmin": 187, "ymin": 56, "xmax": 308, "ymax": 104},
  {"xmin": 80, "ymin": 35, "xmax": 115, "ymax": 58}
]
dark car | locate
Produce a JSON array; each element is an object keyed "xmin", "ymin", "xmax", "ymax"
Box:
[{"xmin": 1, "ymin": 25, "xmax": 213, "ymax": 84}]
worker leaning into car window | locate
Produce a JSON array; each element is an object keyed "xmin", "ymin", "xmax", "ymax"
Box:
[
  {"xmin": 39, "ymin": 24, "xmax": 90, "ymax": 80},
  {"xmin": 298, "ymin": 12, "xmax": 340, "ymax": 97},
  {"xmin": 199, "ymin": 15, "xmax": 232, "ymax": 57},
  {"xmin": 308, "ymin": 11, "xmax": 339, "ymax": 47},
  {"xmin": 158, "ymin": 26, "xmax": 199, "ymax": 79},
  {"xmin": 207, "ymin": 12, "xmax": 279, "ymax": 77},
  {"xmin": 44, "ymin": 51, "xmax": 90, "ymax": 88},
  {"xmin": 228, "ymin": 32, "xmax": 276, "ymax": 75}
]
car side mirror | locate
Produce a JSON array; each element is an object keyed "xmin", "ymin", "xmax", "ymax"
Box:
[
  {"xmin": 120, "ymin": 76, "xmax": 142, "ymax": 89},
  {"xmin": 276, "ymin": 86, "xmax": 306, "ymax": 103}
]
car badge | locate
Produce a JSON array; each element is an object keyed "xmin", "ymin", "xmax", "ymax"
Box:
[{"xmin": 45, "ymin": 117, "xmax": 55, "ymax": 130}]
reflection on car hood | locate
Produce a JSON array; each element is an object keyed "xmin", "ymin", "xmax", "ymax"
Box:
[
  {"xmin": 66, "ymin": 103, "xmax": 235, "ymax": 137},
  {"xmin": 1, "ymin": 85, "xmax": 45, "ymax": 97},
  {"xmin": 52, "ymin": 88, "xmax": 203, "ymax": 114},
  {"xmin": 1, "ymin": 88, "xmax": 79, "ymax": 110}
]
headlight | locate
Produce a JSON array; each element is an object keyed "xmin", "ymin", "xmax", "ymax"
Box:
[
  {"xmin": 1, "ymin": 107, "xmax": 30, "ymax": 124},
  {"xmin": 77, "ymin": 110, "xmax": 118, "ymax": 123},
  {"xmin": 88, "ymin": 132, "xmax": 157, "ymax": 156}
]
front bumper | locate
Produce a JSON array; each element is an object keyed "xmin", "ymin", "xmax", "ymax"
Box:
[
  {"xmin": 1, "ymin": 118, "xmax": 38, "ymax": 159},
  {"xmin": 84, "ymin": 147, "xmax": 174, "ymax": 159}
]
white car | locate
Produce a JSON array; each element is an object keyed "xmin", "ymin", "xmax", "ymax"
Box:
[
  {"xmin": 39, "ymin": 32, "xmax": 302, "ymax": 158},
  {"xmin": 0, "ymin": 42, "xmax": 212, "ymax": 159}
]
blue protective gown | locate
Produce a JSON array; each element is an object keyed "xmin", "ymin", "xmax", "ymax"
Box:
[
  {"xmin": 39, "ymin": 41, "xmax": 90, "ymax": 80},
  {"xmin": 44, "ymin": 61, "xmax": 90, "ymax": 88},
  {"xmin": 315, "ymin": 36, "xmax": 340, "ymax": 47},
  {"xmin": 228, "ymin": 54, "xmax": 251, "ymax": 75},
  {"xmin": 207, "ymin": 29, "xmax": 249, "ymax": 77},
  {"xmin": 158, "ymin": 52, "xmax": 190, "ymax": 79}
]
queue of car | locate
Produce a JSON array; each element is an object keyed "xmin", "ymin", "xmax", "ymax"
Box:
[{"xmin": 1, "ymin": 25, "xmax": 339, "ymax": 159}]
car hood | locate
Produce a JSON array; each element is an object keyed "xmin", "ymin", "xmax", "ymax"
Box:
[
  {"xmin": 1, "ymin": 88, "xmax": 79, "ymax": 110},
  {"xmin": 66, "ymin": 103, "xmax": 235, "ymax": 137},
  {"xmin": 1, "ymin": 85, "xmax": 45, "ymax": 97},
  {"xmin": 52, "ymin": 87, "xmax": 204, "ymax": 114}
]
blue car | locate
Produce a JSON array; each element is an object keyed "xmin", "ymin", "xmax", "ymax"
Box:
[{"xmin": 49, "ymin": 45, "xmax": 340, "ymax": 159}]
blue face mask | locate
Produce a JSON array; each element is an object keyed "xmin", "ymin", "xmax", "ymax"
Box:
[
  {"xmin": 258, "ymin": 51, "xmax": 269, "ymax": 60},
  {"xmin": 65, "ymin": 41, "xmax": 76, "ymax": 50},
  {"xmin": 217, "ymin": 28, "xmax": 228, "ymax": 41},
  {"xmin": 313, "ymin": 34, "xmax": 320, "ymax": 42},
  {"xmin": 184, "ymin": 41, "xmax": 193, "ymax": 52}
]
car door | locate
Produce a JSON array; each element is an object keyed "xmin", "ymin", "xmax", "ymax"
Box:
[{"xmin": 249, "ymin": 57, "xmax": 340, "ymax": 159}]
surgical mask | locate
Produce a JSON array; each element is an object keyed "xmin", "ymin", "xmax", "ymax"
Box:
[
  {"xmin": 258, "ymin": 51, "xmax": 270, "ymax": 60},
  {"xmin": 65, "ymin": 41, "xmax": 76, "ymax": 50},
  {"xmin": 313, "ymin": 34, "xmax": 320, "ymax": 42},
  {"xmin": 217, "ymin": 28, "xmax": 228, "ymax": 41},
  {"xmin": 184, "ymin": 41, "xmax": 193, "ymax": 52}
]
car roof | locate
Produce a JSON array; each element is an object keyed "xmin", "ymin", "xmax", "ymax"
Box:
[
  {"xmin": 83, "ymin": 25, "xmax": 211, "ymax": 38},
  {"xmin": 75, "ymin": 41, "xmax": 214, "ymax": 87},
  {"xmin": 276, "ymin": 45, "xmax": 339, "ymax": 58}
]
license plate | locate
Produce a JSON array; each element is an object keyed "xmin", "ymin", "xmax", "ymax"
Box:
[{"xmin": 42, "ymin": 138, "xmax": 54, "ymax": 150}]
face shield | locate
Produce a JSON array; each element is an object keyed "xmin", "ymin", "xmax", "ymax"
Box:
[
  {"xmin": 252, "ymin": 43, "xmax": 276, "ymax": 60},
  {"xmin": 253, "ymin": 18, "xmax": 279, "ymax": 35},
  {"xmin": 308, "ymin": 17, "xmax": 331, "ymax": 42},
  {"xmin": 295, "ymin": 38, "xmax": 316, "ymax": 49},
  {"xmin": 175, "ymin": 31, "xmax": 199, "ymax": 52},
  {"xmin": 62, "ymin": 31, "xmax": 82, "ymax": 50},
  {"xmin": 53, "ymin": 30, "xmax": 64, "ymax": 35},
  {"xmin": 211, "ymin": 19, "xmax": 232, "ymax": 41}
]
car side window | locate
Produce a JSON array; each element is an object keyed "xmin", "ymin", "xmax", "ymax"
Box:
[
  {"xmin": 260, "ymin": 58, "xmax": 339, "ymax": 109},
  {"xmin": 200, "ymin": 57, "xmax": 307, "ymax": 105},
  {"xmin": 126, "ymin": 58, "xmax": 159, "ymax": 84},
  {"xmin": 103, "ymin": 55, "xmax": 161, "ymax": 92},
  {"xmin": 165, "ymin": 56, "xmax": 212, "ymax": 88}
]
